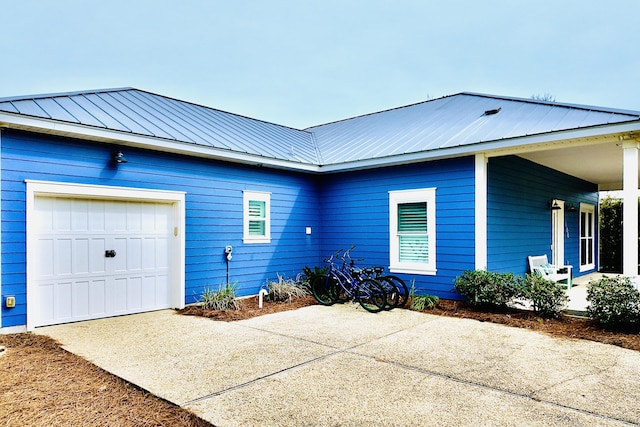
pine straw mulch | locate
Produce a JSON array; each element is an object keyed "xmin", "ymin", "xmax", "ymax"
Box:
[
  {"xmin": 2, "ymin": 296, "xmax": 639, "ymax": 427},
  {"xmin": 0, "ymin": 333, "xmax": 213, "ymax": 427}
]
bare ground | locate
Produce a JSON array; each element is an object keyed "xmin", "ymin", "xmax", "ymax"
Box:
[{"xmin": 1, "ymin": 295, "xmax": 638, "ymax": 426}]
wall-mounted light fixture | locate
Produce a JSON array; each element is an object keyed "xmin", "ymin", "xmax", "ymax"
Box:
[
  {"xmin": 112, "ymin": 151, "xmax": 128, "ymax": 164},
  {"xmin": 550, "ymin": 200, "xmax": 561, "ymax": 211},
  {"xmin": 567, "ymin": 203, "xmax": 577, "ymax": 212}
]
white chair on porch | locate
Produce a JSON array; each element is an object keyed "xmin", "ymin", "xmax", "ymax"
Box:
[{"xmin": 527, "ymin": 255, "xmax": 572, "ymax": 289}]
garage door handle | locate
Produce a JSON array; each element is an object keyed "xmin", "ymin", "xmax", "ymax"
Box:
[{"xmin": 105, "ymin": 250, "xmax": 116, "ymax": 258}]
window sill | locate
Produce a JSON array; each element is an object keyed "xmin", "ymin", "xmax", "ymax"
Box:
[
  {"xmin": 243, "ymin": 238, "xmax": 271, "ymax": 244},
  {"xmin": 389, "ymin": 266, "xmax": 437, "ymax": 276}
]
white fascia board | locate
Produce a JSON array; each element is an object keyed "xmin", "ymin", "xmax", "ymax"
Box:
[
  {"xmin": 0, "ymin": 113, "xmax": 320, "ymax": 173},
  {"xmin": 2, "ymin": 112, "xmax": 639, "ymax": 174}
]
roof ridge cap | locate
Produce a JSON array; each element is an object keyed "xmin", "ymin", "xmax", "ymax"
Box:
[
  {"xmin": 459, "ymin": 92, "xmax": 640, "ymax": 116},
  {"xmin": 0, "ymin": 87, "xmax": 134, "ymax": 103}
]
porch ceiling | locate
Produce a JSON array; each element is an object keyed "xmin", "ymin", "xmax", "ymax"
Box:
[{"xmin": 519, "ymin": 141, "xmax": 630, "ymax": 191}]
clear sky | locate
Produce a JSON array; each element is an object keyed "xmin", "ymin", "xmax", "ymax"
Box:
[{"xmin": 1, "ymin": 0, "xmax": 638, "ymax": 129}]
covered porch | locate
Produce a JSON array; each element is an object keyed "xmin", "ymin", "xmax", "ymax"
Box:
[{"xmin": 497, "ymin": 127, "xmax": 640, "ymax": 285}]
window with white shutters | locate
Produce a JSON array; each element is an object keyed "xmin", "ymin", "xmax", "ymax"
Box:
[
  {"xmin": 389, "ymin": 188, "xmax": 436, "ymax": 275},
  {"xmin": 243, "ymin": 191, "xmax": 271, "ymax": 243}
]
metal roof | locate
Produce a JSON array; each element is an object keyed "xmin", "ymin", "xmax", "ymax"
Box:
[
  {"xmin": 0, "ymin": 88, "xmax": 319, "ymax": 165},
  {"xmin": 1, "ymin": 89, "xmax": 639, "ymax": 172},
  {"xmin": 306, "ymin": 92, "xmax": 640, "ymax": 166}
]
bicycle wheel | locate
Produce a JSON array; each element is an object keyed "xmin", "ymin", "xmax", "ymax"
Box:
[
  {"xmin": 377, "ymin": 277, "xmax": 400, "ymax": 310},
  {"xmin": 382, "ymin": 275, "xmax": 409, "ymax": 308},
  {"xmin": 311, "ymin": 274, "xmax": 338, "ymax": 305},
  {"xmin": 356, "ymin": 278, "xmax": 387, "ymax": 313}
]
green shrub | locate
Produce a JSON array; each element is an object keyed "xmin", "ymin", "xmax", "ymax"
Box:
[
  {"xmin": 586, "ymin": 276, "xmax": 640, "ymax": 326},
  {"xmin": 266, "ymin": 273, "xmax": 309, "ymax": 302},
  {"xmin": 523, "ymin": 274, "xmax": 569, "ymax": 317},
  {"xmin": 454, "ymin": 270, "xmax": 523, "ymax": 308},
  {"xmin": 200, "ymin": 282, "xmax": 239, "ymax": 310}
]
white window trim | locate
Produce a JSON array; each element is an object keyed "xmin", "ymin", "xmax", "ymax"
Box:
[
  {"xmin": 579, "ymin": 202, "xmax": 596, "ymax": 272},
  {"xmin": 389, "ymin": 188, "xmax": 436, "ymax": 275},
  {"xmin": 243, "ymin": 190, "xmax": 271, "ymax": 244}
]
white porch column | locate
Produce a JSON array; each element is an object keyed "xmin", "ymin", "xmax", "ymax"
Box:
[
  {"xmin": 622, "ymin": 141, "xmax": 639, "ymax": 280},
  {"xmin": 475, "ymin": 154, "xmax": 488, "ymax": 270}
]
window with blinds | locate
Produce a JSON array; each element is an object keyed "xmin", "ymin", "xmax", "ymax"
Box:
[
  {"xmin": 397, "ymin": 202, "xmax": 429, "ymax": 263},
  {"xmin": 389, "ymin": 188, "xmax": 436, "ymax": 275},
  {"xmin": 243, "ymin": 191, "xmax": 271, "ymax": 243}
]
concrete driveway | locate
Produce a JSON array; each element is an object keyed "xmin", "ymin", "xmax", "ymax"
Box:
[{"xmin": 36, "ymin": 304, "xmax": 640, "ymax": 426}]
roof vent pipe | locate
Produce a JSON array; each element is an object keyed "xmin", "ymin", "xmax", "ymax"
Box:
[{"xmin": 483, "ymin": 108, "xmax": 501, "ymax": 116}]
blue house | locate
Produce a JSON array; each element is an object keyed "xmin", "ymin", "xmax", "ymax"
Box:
[{"xmin": 0, "ymin": 88, "xmax": 639, "ymax": 332}]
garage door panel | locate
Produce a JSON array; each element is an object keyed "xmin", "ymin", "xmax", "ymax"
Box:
[
  {"xmin": 143, "ymin": 238, "xmax": 156, "ymax": 269},
  {"xmin": 127, "ymin": 203, "xmax": 143, "ymax": 231},
  {"xmin": 156, "ymin": 238, "xmax": 168, "ymax": 269},
  {"xmin": 53, "ymin": 200, "xmax": 72, "ymax": 231},
  {"xmin": 38, "ymin": 282, "xmax": 55, "ymax": 323},
  {"xmin": 126, "ymin": 277, "xmax": 142, "ymax": 310},
  {"xmin": 90, "ymin": 238, "xmax": 107, "ymax": 274},
  {"xmin": 33, "ymin": 196, "xmax": 175, "ymax": 327},
  {"xmin": 111, "ymin": 278, "xmax": 128, "ymax": 313},
  {"xmin": 73, "ymin": 238, "xmax": 90, "ymax": 274},
  {"xmin": 57, "ymin": 239, "xmax": 73, "ymax": 275},
  {"xmin": 72, "ymin": 280, "xmax": 90, "ymax": 317},
  {"xmin": 154, "ymin": 275, "xmax": 170, "ymax": 307},
  {"xmin": 88, "ymin": 201, "xmax": 106, "ymax": 231},
  {"xmin": 127, "ymin": 238, "xmax": 143, "ymax": 271},
  {"xmin": 55, "ymin": 281, "xmax": 73, "ymax": 320},
  {"xmin": 38, "ymin": 239, "xmax": 55, "ymax": 276},
  {"xmin": 107, "ymin": 202, "xmax": 127, "ymax": 232},
  {"xmin": 70, "ymin": 200, "xmax": 89, "ymax": 231},
  {"xmin": 89, "ymin": 280, "xmax": 107, "ymax": 315}
]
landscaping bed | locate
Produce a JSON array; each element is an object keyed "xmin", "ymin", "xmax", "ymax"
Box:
[{"xmin": 0, "ymin": 333, "xmax": 212, "ymax": 427}]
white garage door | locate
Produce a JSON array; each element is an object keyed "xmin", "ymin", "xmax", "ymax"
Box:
[{"xmin": 32, "ymin": 197, "xmax": 173, "ymax": 327}]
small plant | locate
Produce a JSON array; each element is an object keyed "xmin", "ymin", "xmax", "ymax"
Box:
[
  {"xmin": 523, "ymin": 274, "xmax": 568, "ymax": 317},
  {"xmin": 200, "ymin": 282, "xmax": 239, "ymax": 311},
  {"xmin": 301, "ymin": 265, "xmax": 327, "ymax": 287},
  {"xmin": 266, "ymin": 273, "xmax": 309, "ymax": 302},
  {"xmin": 454, "ymin": 270, "xmax": 522, "ymax": 308},
  {"xmin": 410, "ymin": 295, "xmax": 439, "ymax": 311},
  {"xmin": 587, "ymin": 275, "xmax": 640, "ymax": 327},
  {"xmin": 407, "ymin": 281, "xmax": 439, "ymax": 311}
]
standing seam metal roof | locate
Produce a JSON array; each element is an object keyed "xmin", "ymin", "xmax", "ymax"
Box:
[
  {"xmin": 305, "ymin": 93, "xmax": 640, "ymax": 165},
  {"xmin": 0, "ymin": 88, "xmax": 319, "ymax": 164},
  {"xmin": 1, "ymin": 89, "xmax": 639, "ymax": 168}
]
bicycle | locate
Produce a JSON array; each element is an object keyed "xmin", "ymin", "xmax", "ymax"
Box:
[
  {"xmin": 311, "ymin": 249, "xmax": 387, "ymax": 313},
  {"xmin": 342, "ymin": 246, "xmax": 410, "ymax": 309}
]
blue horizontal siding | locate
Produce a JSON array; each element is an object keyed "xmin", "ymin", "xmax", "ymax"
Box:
[
  {"xmin": 1, "ymin": 130, "xmax": 322, "ymax": 327},
  {"xmin": 487, "ymin": 155, "xmax": 598, "ymax": 276},
  {"xmin": 318, "ymin": 157, "xmax": 476, "ymax": 300}
]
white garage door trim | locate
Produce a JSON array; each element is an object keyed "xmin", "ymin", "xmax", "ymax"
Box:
[{"xmin": 26, "ymin": 180, "xmax": 185, "ymax": 330}]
